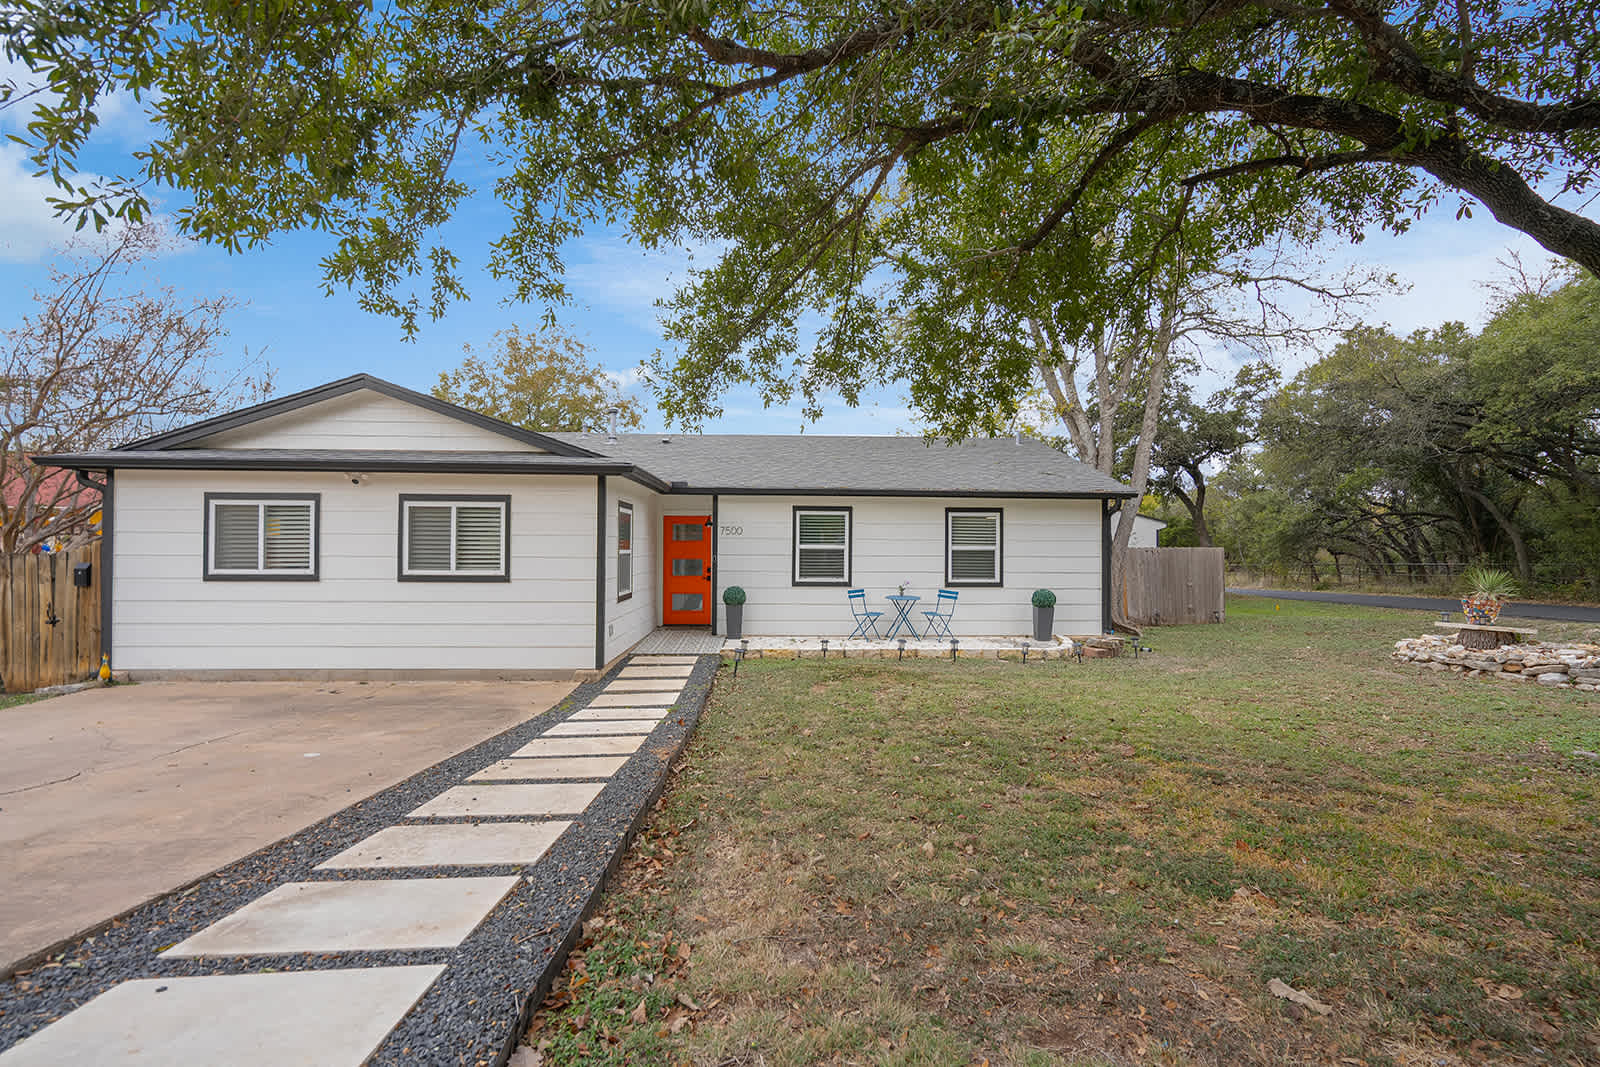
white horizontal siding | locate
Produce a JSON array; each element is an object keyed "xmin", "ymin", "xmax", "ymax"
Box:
[
  {"xmin": 112, "ymin": 470, "xmax": 598, "ymax": 672},
  {"xmin": 604, "ymin": 486, "xmax": 661, "ymax": 663},
  {"xmin": 713, "ymin": 496, "xmax": 1103, "ymax": 637},
  {"xmin": 194, "ymin": 389, "xmax": 543, "ymax": 451}
]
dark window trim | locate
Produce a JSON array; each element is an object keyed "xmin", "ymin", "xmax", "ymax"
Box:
[
  {"xmin": 616, "ymin": 498, "xmax": 634, "ymax": 603},
  {"xmin": 944, "ymin": 507, "xmax": 1004, "ymax": 587},
  {"xmin": 791, "ymin": 505, "xmax": 853, "ymax": 587},
  {"xmin": 397, "ymin": 493, "xmax": 512, "ymax": 583},
  {"xmin": 202, "ymin": 492, "xmax": 321, "ymax": 582}
]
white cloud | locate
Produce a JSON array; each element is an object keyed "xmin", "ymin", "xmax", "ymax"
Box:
[
  {"xmin": 0, "ymin": 143, "xmax": 83, "ymax": 262},
  {"xmin": 602, "ymin": 364, "xmax": 649, "ymax": 389},
  {"xmin": 565, "ymin": 236, "xmax": 726, "ymax": 333}
]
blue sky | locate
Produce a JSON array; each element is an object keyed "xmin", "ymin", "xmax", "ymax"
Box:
[{"xmin": 0, "ymin": 63, "xmax": 1565, "ymax": 436}]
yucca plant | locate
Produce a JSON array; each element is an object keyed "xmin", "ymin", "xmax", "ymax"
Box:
[
  {"xmin": 1461, "ymin": 566, "xmax": 1519, "ymax": 601},
  {"xmin": 1460, "ymin": 566, "xmax": 1518, "ymax": 625}
]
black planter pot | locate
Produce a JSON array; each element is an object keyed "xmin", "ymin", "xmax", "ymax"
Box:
[
  {"xmin": 724, "ymin": 603, "xmax": 744, "ymax": 639},
  {"xmin": 1032, "ymin": 605, "xmax": 1055, "ymax": 642}
]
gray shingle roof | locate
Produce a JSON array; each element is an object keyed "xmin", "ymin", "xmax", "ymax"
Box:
[{"xmin": 552, "ymin": 433, "xmax": 1134, "ymax": 498}]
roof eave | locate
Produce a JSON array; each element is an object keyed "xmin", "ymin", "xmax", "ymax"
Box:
[
  {"xmin": 665, "ymin": 485, "xmax": 1139, "ymax": 499},
  {"xmin": 31, "ymin": 452, "xmax": 672, "ymax": 491}
]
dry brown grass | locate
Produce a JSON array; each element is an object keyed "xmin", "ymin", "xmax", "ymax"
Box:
[{"xmin": 520, "ymin": 598, "xmax": 1600, "ymax": 1066}]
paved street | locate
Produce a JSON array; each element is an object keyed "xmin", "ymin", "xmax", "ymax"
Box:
[{"xmin": 1229, "ymin": 588, "xmax": 1600, "ymax": 623}]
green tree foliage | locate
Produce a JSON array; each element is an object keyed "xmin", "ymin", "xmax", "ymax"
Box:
[
  {"xmin": 432, "ymin": 327, "xmax": 644, "ymax": 434},
  {"xmin": 1197, "ymin": 272, "xmax": 1600, "ymax": 589},
  {"xmin": 1149, "ymin": 362, "xmax": 1279, "ymax": 546},
  {"xmin": 4, "ymin": 1, "xmax": 1599, "ymax": 428}
]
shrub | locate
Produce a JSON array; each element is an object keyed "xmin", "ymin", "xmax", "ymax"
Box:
[
  {"xmin": 722, "ymin": 585, "xmax": 747, "ymax": 606},
  {"xmin": 1031, "ymin": 588, "xmax": 1056, "ymax": 609},
  {"xmin": 1460, "ymin": 566, "xmax": 1519, "ymax": 601}
]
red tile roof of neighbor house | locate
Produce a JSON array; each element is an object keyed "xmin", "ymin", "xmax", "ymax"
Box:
[{"xmin": 2, "ymin": 464, "xmax": 100, "ymax": 512}]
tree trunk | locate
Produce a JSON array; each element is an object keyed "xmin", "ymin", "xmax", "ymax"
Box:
[
  {"xmin": 1465, "ymin": 488, "xmax": 1534, "ymax": 583},
  {"xmin": 1109, "ymin": 286, "xmax": 1177, "ymax": 629}
]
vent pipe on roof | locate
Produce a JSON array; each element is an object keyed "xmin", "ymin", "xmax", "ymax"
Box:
[{"xmin": 605, "ymin": 407, "xmax": 619, "ymax": 443}]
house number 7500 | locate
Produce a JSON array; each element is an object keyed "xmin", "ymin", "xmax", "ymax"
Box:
[{"xmin": 719, "ymin": 525, "xmax": 743, "ymax": 536}]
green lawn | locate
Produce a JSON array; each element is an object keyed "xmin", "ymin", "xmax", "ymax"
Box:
[{"xmin": 523, "ymin": 598, "xmax": 1600, "ymax": 1066}]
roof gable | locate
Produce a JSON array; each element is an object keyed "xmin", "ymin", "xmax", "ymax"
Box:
[{"xmin": 121, "ymin": 374, "xmax": 600, "ymax": 457}]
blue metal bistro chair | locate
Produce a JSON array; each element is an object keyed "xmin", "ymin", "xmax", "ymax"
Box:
[
  {"xmin": 921, "ymin": 589, "xmax": 959, "ymax": 637},
  {"xmin": 847, "ymin": 588, "xmax": 884, "ymax": 638}
]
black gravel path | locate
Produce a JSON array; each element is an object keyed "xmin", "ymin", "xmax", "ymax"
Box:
[
  {"xmin": 0, "ymin": 654, "xmax": 720, "ymax": 1066},
  {"xmin": 1229, "ymin": 587, "xmax": 1600, "ymax": 623}
]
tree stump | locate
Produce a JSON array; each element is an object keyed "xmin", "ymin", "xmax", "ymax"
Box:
[{"xmin": 1458, "ymin": 627, "xmax": 1514, "ymax": 650}]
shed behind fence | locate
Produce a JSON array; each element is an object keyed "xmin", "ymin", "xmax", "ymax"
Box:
[
  {"xmin": 1119, "ymin": 547, "xmax": 1225, "ymax": 626},
  {"xmin": 1, "ymin": 543, "xmax": 102, "ymax": 693}
]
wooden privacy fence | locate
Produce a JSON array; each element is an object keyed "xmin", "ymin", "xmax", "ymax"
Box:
[
  {"xmin": 1, "ymin": 542, "xmax": 102, "ymax": 693},
  {"xmin": 1119, "ymin": 547, "xmax": 1226, "ymax": 627}
]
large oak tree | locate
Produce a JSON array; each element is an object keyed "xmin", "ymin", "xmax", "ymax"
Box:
[{"xmin": 5, "ymin": 0, "xmax": 1595, "ymax": 432}]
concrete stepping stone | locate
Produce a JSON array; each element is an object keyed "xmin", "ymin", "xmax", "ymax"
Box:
[
  {"xmin": 545, "ymin": 719, "xmax": 662, "ymax": 737},
  {"xmin": 508, "ymin": 735, "xmax": 646, "ymax": 757},
  {"xmin": 162, "ymin": 877, "xmax": 520, "ymax": 957},
  {"xmin": 468, "ymin": 755, "xmax": 627, "ymax": 780},
  {"xmin": 628, "ymin": 655, "xmax": 701, "ymax": 664},
  {"xmin": 568, "ymin": 706, "xmax": 669, "ymax": 722},
  {"xmin": 408, "ymin": 781, "xmax": 606, "ymax": 818},
  {"xmin": 316, "ymin": 822, "xmax": 572, "ymax": 870},
  {"xmin": 590, "ymin": 690, "xmax": 678, "ymax": 708},
  {"xmin": 617, "ymin": 664, "xmax": 695, "ymax": 678},
  {"xmin": 604, "ymin": 679, "xmax": 686, "ymax": 694},
  {"xmin": 0, "ymin": 966, "xmax": 445, "ymax": 1066}
]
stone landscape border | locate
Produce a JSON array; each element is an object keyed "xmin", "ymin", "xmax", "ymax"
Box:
[
  {"xmin": 1393, "ymin": 635, "xmax": 1600, "ymax": 691},
  {"xmin": 724, "ymin": 634, "xmax": 1126, "ymax": 659},
  {"xmin": 0, "ymin": 654, "xmax": 719, "ymax": 1065}
]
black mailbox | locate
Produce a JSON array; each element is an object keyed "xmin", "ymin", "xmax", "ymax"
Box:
[{"xmin": 73, "ymin": 562, "xmax": 92, "ymax": 588}]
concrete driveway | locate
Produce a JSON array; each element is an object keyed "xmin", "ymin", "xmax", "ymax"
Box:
[{"xmin": 0, "ymin": 680, "xmax": 573, "ymax": 975}]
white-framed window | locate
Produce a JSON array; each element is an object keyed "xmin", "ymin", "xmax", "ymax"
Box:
[
  {"xmin": 399, "ymin": 495, "xmax": 509, "ymax": 581},
  {"xmin": 792, "ymin": 507, "xmax": 851, "ymax": 585},
  {"xmin": 204, "ymin": 494, "xmax": 319, "ymax": 580},
  {"xmin": 617, "ymin": 501, "xmax": 634, "ymax": 601},
  {"xmin": 946, "ymin": 509, "xmax": 1002, "ymax": 586}
]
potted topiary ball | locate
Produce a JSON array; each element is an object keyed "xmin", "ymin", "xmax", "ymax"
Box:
[
  {"xmin": 722, "ymin": 585, "xmax": 747, "ymax": 639},
  {"xmin": 1460, "ymin": 566, "xmax": 1518, "ymax": 625},
  {"xmin": 1031, "ymin": 588, "xmax": 1057, "ymax": 642}
]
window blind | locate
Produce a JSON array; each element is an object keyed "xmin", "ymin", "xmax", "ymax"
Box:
[
  {"xmin": 794, "ymin": 509, "xmax": 849, "ymax": 583},
  {"xmin": 402, "ymin": 499, "xmax": 507, "ymax": 578},
  {"xmin": 948, "ymin": 511, "xmax": 1001, "ymax": 583}
]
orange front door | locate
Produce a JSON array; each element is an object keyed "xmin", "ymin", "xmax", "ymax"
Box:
[{"xmin": 662, "ymin": 515, "xmax": 713, "ymax": 625}]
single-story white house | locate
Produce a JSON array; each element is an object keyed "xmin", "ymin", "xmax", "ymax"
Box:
[
  {"xmin": 37, "ymin": 374, "xmax": 1136, "ymax": 678},
  {"xmin": 1130, "ymin": 515, "xmax": 1167, "ymax": 549}
]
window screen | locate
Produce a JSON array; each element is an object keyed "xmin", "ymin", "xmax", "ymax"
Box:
[
  {"xmin": 793, "ymin": 508, "xmax": 850, "ymax": 584},
  {"xmin": 617, "ymin": 502, "xmax": 634, "ymax": 600},
  {"xmin": 400, "ymin": 497, "xmax": 509, "ymax": 579},
  {"xmin": 206, "ymin": 497, "xmax": 318, "ymax": 579},
  {"xmin": 947, "ymin": 510, "xmax": 1002, "ymax": 585}
]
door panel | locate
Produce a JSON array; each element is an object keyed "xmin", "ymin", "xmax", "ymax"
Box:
[{"xmin": 662, "ymin": 515, "xmax": 712, "ymax": 625}]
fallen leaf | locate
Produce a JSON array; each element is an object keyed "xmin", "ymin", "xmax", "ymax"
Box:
[
  {"xmin": 630, "ymin": 999, "xmax": 648, "ymax": 1025},
  {"xmin": 921, "ymin": 840, "xmax": 935, "ymax": 857},
  {"xmin": 1268, "ymin": 978, "xmax": 1332, "ymax": 1016}
]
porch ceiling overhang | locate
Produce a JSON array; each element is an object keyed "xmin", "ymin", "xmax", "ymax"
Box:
[{"xmin": 31, "ymin": 449, "xmax": 673, "ymax": 492}]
